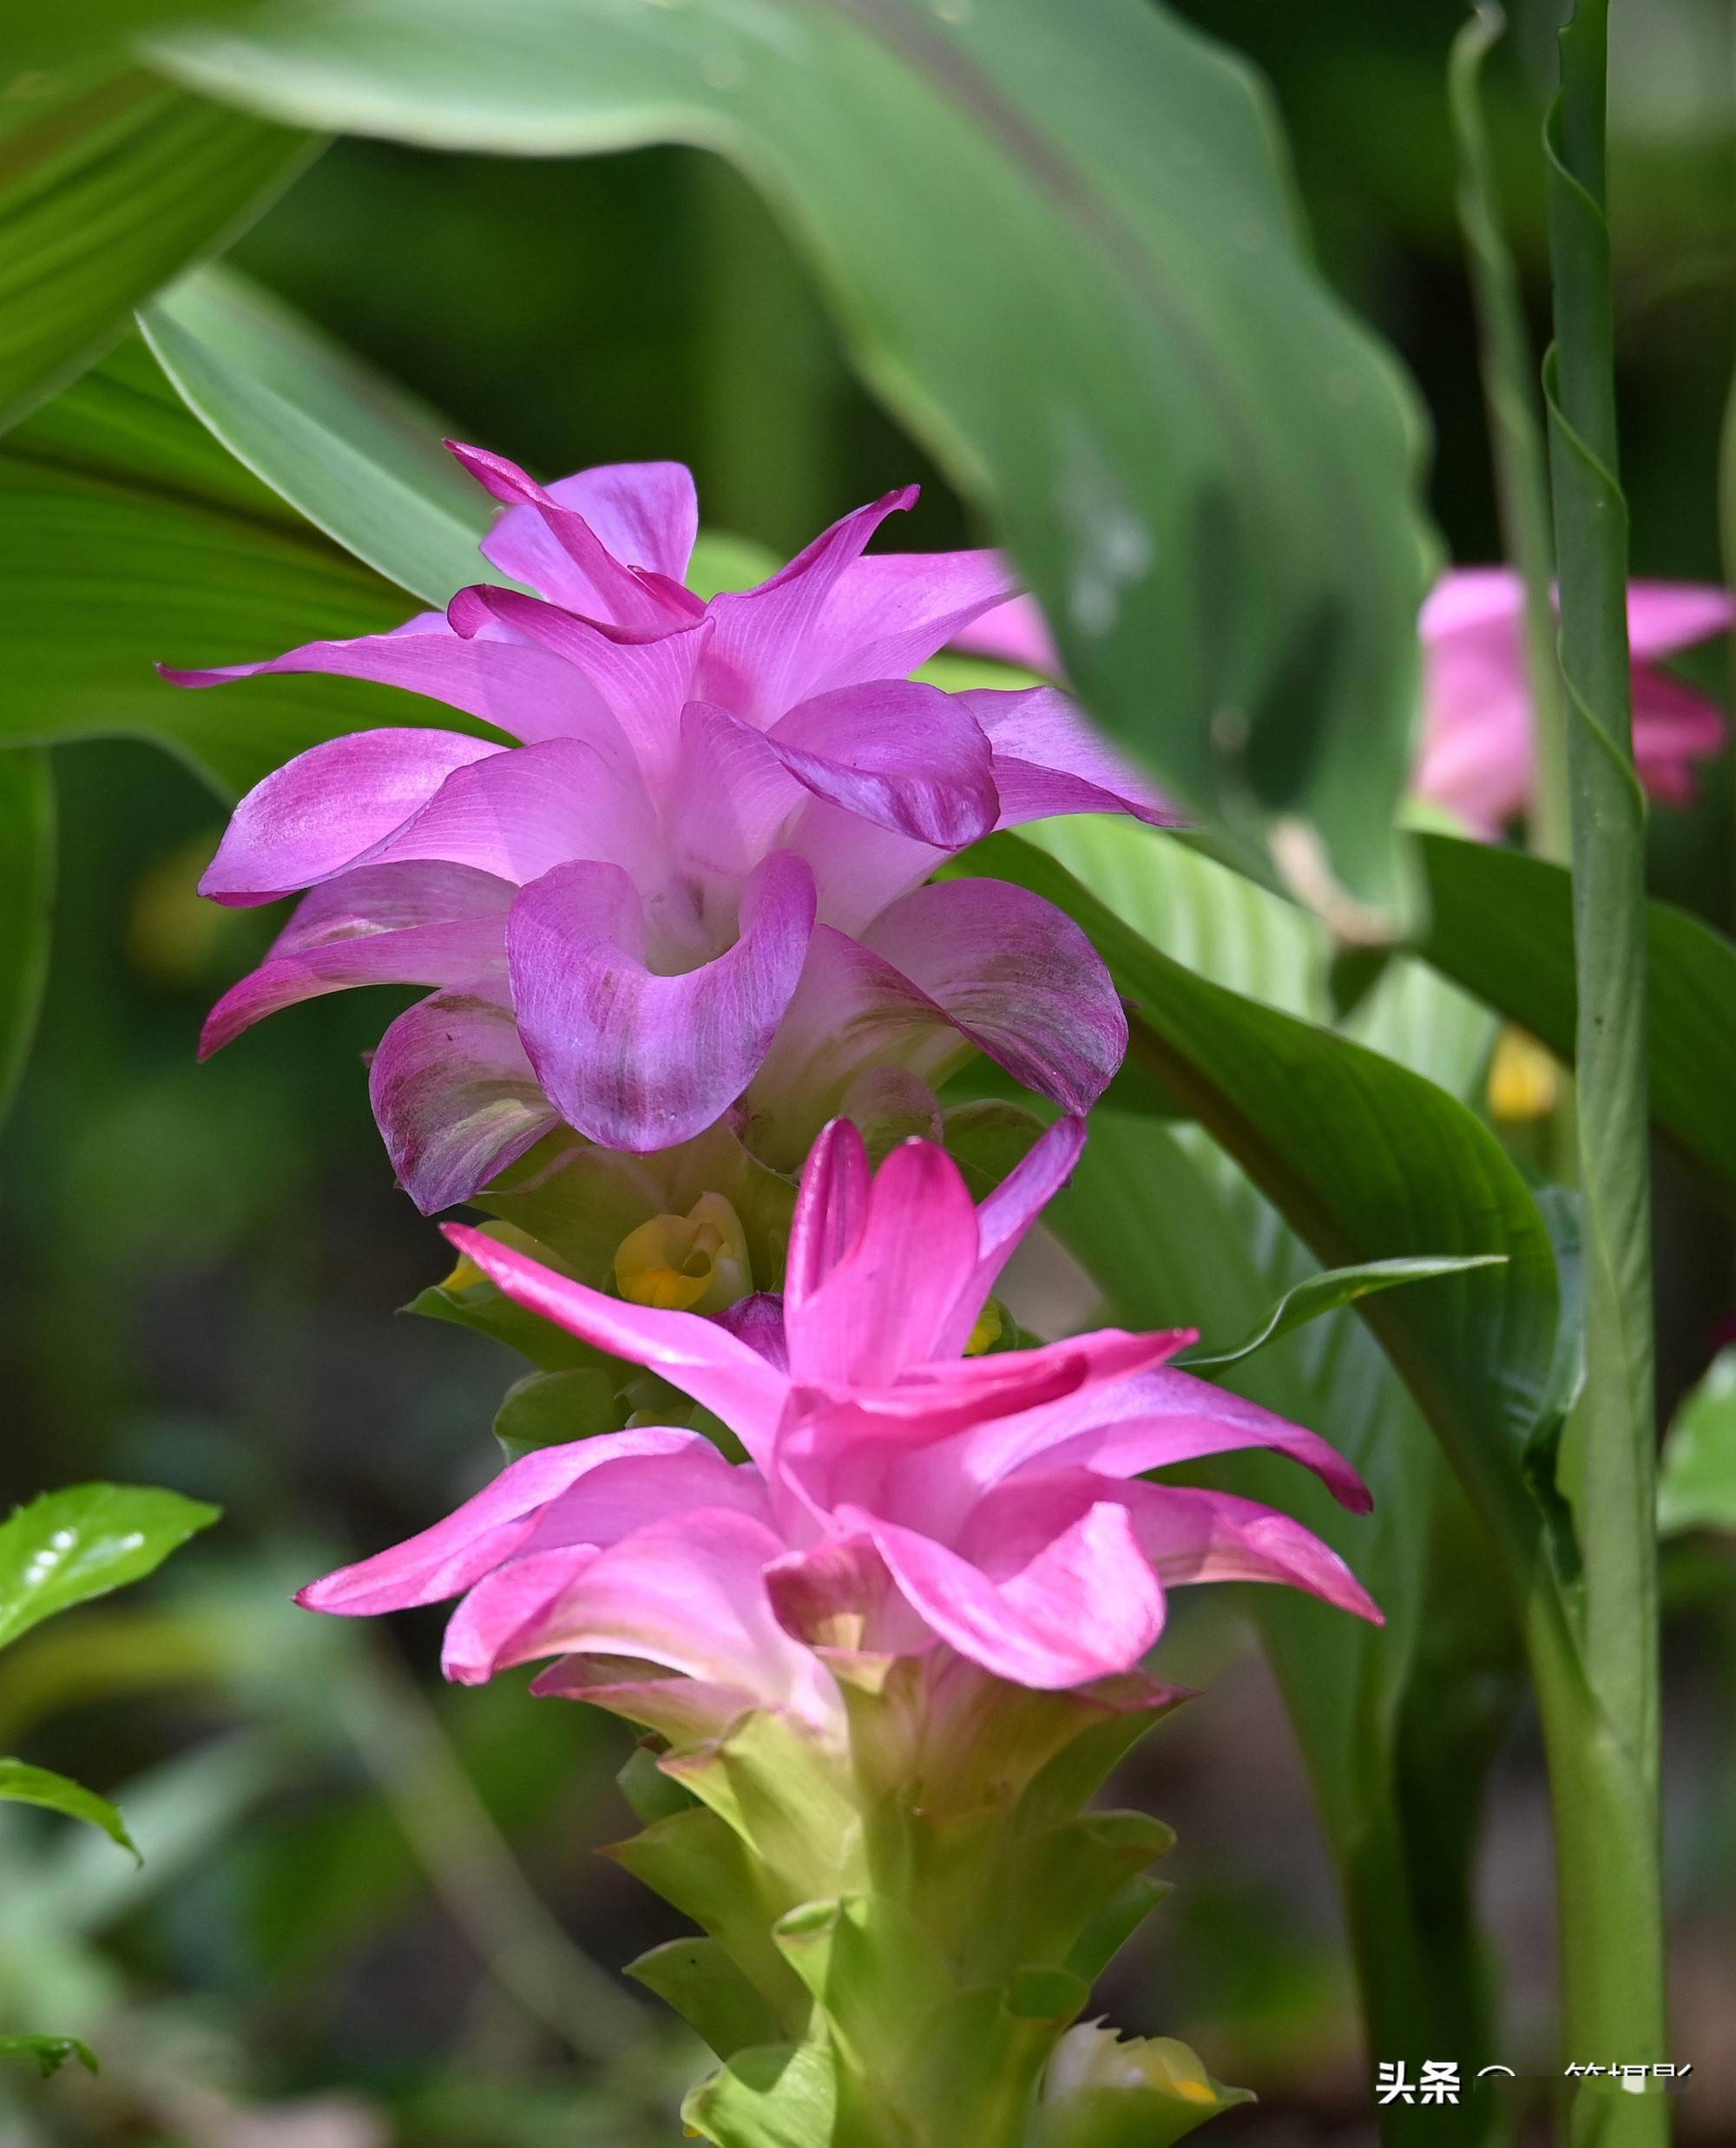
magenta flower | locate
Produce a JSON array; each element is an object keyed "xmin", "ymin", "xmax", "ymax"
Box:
[
  {"xmin": 169, "ymin": 451, "xmax": 1172, "ymax": 1210},
  {"xmin": 957, "ymin": 569, "xmax": 1733, "ymax": 838},
  {"xmin": 1415, "ymin": 569, "xmax": 1731, "ymax": 834},
  {"xmin": 299, "ymin": 1118, "xmax": 1378, "ymax": 1731}
]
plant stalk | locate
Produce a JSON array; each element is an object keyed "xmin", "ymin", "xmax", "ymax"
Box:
[{"xmin": 1542, "ymin": 5, "xmax": 1667, "ymax": 2140}]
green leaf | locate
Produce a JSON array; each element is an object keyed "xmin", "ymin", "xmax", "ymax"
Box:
[
  {"xmin": 0, "ymin": 1483, "xmax": 219, "ymax": 1654},
  {"xmin": 626, "ymin": 1936, "xmax": 784, "ymax": 2061},
  {"xmin": 155, "ymin": 0, "xmax": 1433, "ymax": 911},
  {"xmin": 681, "ymin": 2041, "xmax": 838, "ymax": 2148},
  {"xmin": 493, "ymin": 1367, "xmax": 623, "ymax": 1461},
  {"xmin": 0, "ymin": 336, "xmax": 456, "ymax": 798},
  {"xmin": 1181, "ymin": 1256, "xmax": 1504, "ymax": 1371},
  {"xmin": 0, "ymin": 2033, "xmax": 99, "ymax": 2079},
  {"xmin": 1411, "ymin": 829, "xmax": 1736, "ymax": 1207},
  {"xmin": 140, "ymin": 264, "xmax": 503, "ymax": 608},
  {"xmin": 0, "ymin": 748, "xmax": 54, "ymax": 1125},
  {"xmin": 0, "ymin": 1758, "xmax": 138, "ymax": 1860},
  {"xmin": 0, "ymin": 61, "xmax": 312, "ymax": 432},
  {"xmin": 1658, "ymin": 1349, "xmax": 1736, "ymax": 1537}
]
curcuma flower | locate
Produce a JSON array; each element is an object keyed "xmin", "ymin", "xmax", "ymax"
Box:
[
  {"xmin": 169, "ymin": 451, "xmax": 1172, "ymax": 1211},
  {"xmin": 958, "ymin": 568, "xmax": 1733, "ymax": 838},
  {"xmin": 1415, "ymin": 569, "xmax": 1731, "ymax": 834},
  {"xmin": 299, "ymin": 1117, "xmax": 1379, "ymax": 1731}
]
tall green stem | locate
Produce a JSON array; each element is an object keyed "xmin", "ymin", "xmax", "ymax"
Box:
[
  {"xmin": 1541, "ymin": 5, "xmax": 1667, "ymax": 2141},
  {"xmin": 1449, "ymin": 4, "xmax": 1570, "ymax": 867}
]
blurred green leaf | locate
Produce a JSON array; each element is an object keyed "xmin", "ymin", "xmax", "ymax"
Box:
[
  {"xmin": 141, "ymin": 262, "xmax": 504, "ymax": 607},
  {"xmin": 0, "ymin": 748, "xmax": 54, "ymax": 1125},
  {"xmin": 682, "ymin": 2040, "xmax": 838, "ymax": 2148},
  {"xmin": 0, "ymin": 60, "xmax": 312, "ymax": 431},
  {"xmin": 156, "ymin": 0, "xmax": 1433, "ymax": 910},
  {"xmin": 1658, "ymin": 1348, "xmax": 1736, "ymax": 1537},
  {"xmin": 1411, "ymin": 829, "xmax": 1736, "ymax": 1207},
  {"xmin": 0, "ymin": 336, "xmax": 469, "ymax": 798},
  {"xmin": 493, "ymin": 1366, "xmax": 624, "ymax": 1460},
  {"xmin": 0, "ymin": 1758, "xmax": 138, "ymax": 1861},
  {"xmin": 1182, "ymin": 1255, "xmax": 1505, "ymax": 1370},
  {"xmin": 0, "ymin": 1483, "xmax": 219, "ymax": 1654},
  {"xmin": 0, "ymin": 2033, "xmax": 98, "ymax": 2079}
]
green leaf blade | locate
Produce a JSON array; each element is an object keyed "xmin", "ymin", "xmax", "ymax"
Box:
[
  {"xmin": 0, "ymin": 1757, "xmax": 138, "ymax": 1860},
  {"xmin": 0, "ymin": 1483, "xmax": 220, "ymax": 1654}
]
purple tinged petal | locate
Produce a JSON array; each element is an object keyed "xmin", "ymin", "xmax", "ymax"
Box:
[
  {"xmin": 767, "ymin": 681, "xmax": 998, "ymax": 847},
  {"xmin": 860, "ymin": 878, "xmax": 1128, "ymax": 1114},
  {"xmin": 450, "ymin": 440, "xmax": 702, "ymax": 633},
  {"xmin": 947, "ymin": 593, "xmax": 1062, "ymax": 676},
  {"xmin": 369, "ymin": 990, "xmax": 559, "ymax": 1212},
  {"xmin": 198, "ymin": 730, "xmax": 502, "ymax": 904},
  {"xmin": 700, "ymin": 487, "xmax": 919, "ymax": 719},
  {"xmin": 364, "ymin": 735, "xmax": 659, "ymax": 885},
  {"xmin": 507, "ymin": 851, "xmax": 817, "ymax": 1152},
  {"xmin": 784, "ymin": 802, "xmax": 947, "ymax": 938},
  {"xmin": 858, "ymin": 1501, "xmax": 1165, "ymax": 1689},
  {"xmin": 163, "ymin": 617, "xmax": 619, "ymax": 750},
  {"xmin": 1632, "ymin": 665, "xmax": 1728, "ymax": 805},
  {"xmin": 804, "ymin": 548, "xmax": 1021, "ymax": 691},
  {"xmin": 544, "ymin": 461, "xmax": 700, "ymax": 581},
  {"xmin": 1623, "ymin": 580, "xmax": 1735, "ymax": 661},
  {"xmin": 296, "ymin": 1428, "xmax": 704, "ymax": 1615},
  {"xmin": 713, "ymin": 1293, "xmax": 790, "ymax": 1369},
  {"xmin": 789, "ymin": 1139, "xmax": 983, "ymax": 1387},
  {"xmin": 442, "ymin": 1222, "xmax": 792, "ymax": 1451},
  {"xmin": 665, "ymin": 704, "xmax": 810, "ymax": 891},
  {"xmin": 958, "ymin": 686, "xmax": 1180, "ymax": 828},
  {"xmin": 785, "ymin": 1118, "xmax": 873, "ymax": 1310}
]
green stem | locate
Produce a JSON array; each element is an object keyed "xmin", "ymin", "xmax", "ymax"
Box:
[
  {"xmin": 1449, "ymin": 4, "xmax": 1570, "ymax": 868},
  {"xmin": 1542, "ymin": 6, "xmax": 1667, "ymax": 2141}
]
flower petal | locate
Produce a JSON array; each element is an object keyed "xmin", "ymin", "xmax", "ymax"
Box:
[
  {"xmin": 164, "ymin": 614, "xmax": 617, "ymax": 750},
  {"xmin": 857, "ymin": 1501, "xmax": 1165, "ymax": 1690},
  {"xmin": 789, "ymin": 1138, "xmax": 983, "ymax": 1387},
  {"xmin": 947, "ymin": 593, "xmax": 1061, "ymax": 676},
  {"xmin": 860, "ymin": 879, "xmax": 1128, "ymax": 1114},
  {"xmin": 442, "ymin": 1221, "xmax": 792, "ymax": 1452},
  {"xmin": 297, "ymin": 1427, "xmax": 705, "ymax": 1614},
  {"xmin": 1632, "ymin": 664, "xmax": 1728, "ymax": 805},
  {"xmin": 369, "ymin": 990, "xmax": 559, "ymax": 1212},
  {"xmin": 806, "ymin": 548, "xmax": 1020, "ymax": 690},
  {"xmin": 785, "ymin": 1118, "xmax": 873, "ymax": 1310},
  {"xmin": 452, "ymin": 440, "xmax": 701, "ymax": 632},
  {"xmin": 507, "ymin": 851, "xmax": 817, "ymax": 1152},
  {"xmin": 958, "ymin": 686, "xmax": 1179, "ymax": 827},
  {"xmin": 769, "ymin": 680, "xmax": 998, "ymax": 847},
  {"xmin": 1624, "ymin": 580, "xmax": 1735, "ymax": 662},
  {"xmin": 513, "ymin": 461, "xmax": 700, "ymax": 584},
  {"xmin": 198, "ymin": 730, "xmax": 503, "ymax": 903},
  {"xmin": 700, "ymin": 488, "xmax": 919, "ymax": 719}
]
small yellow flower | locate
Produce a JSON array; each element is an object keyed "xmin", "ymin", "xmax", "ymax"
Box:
[
  {"xmin": 1487, "ymin": 1025, "xmax": 1561, "ymax": 1123},
  {"xmin": 965, "ymin": 1298, "xmax": 1005, "ymax": 1356},
  {"xmin": 613, "ymin": 1192, "xmax": 751, "ymax": 1315}
]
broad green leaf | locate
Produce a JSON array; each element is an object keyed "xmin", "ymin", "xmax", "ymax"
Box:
[
  {"xmin": 0, "ymin": 748, "xmax": 54, "ymax": 1124},
  {"xmin": 0, "ymin": 1483, "xmax": 219, "ymax": 1653},
  {"xmin": 1181, "ymin": 1256, "xmax": 1504, "ymax": 1371},
  {"xmin": 0, "ymin": 60, "xmax": 312, "ymax": 432},
  {"xmin": 156, "ymin": 0, "xmax": 1434, "ymax": 910},
  {"xmin": 0, "ymin": 1758, "xmax": 138, "ymax": 1860},
  {"xmin": 0, "ymin": 336, "xmax": 468, "ymax": 798},
  {"xmin": 1411, "ymin": 829, "xmax": 1736, "ymax": 1205},
  {"xmin": 140, "ymin": 263, "xmax": 502, "ymax": 607},
  {"xmin": 0, "ymin": 2033, "xmax": 98, "ymax": 2079},
  {"xmin": 1658, "ymin": 1349, "xmax": 1736, "ymax": 1537},
  {"xmin": 627, "ymin": 1936, "xmax": 785, "ymax": 2061}
]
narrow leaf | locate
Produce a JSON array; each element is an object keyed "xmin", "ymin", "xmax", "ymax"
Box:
[
  {"xmin": 0, "ymin": 2034, "xmax": 99, "ymax": 2079},
  {"xmin": 1658, "ymin": 1349, "xmax": 1736, "ymax": 1537},
  {"xmin": 0, "ymin": 1757, "xmax": 138, "ymax": 1860},
  {"xmin": 1182, "ymin": 1256, "xmax": 1505, "ymax": 1371},
  {"xmin": 0, "ymin": 748, "xmax": 55, "ymax": 1124}
]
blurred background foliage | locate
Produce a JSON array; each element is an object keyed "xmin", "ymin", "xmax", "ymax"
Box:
[{"xmin": 2, "ymin": 0, "xmax": 1733, "ymax": 2141}]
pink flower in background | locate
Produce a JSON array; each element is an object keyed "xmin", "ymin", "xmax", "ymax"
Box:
[
  {"xmin": 299, "ymin": 1118, "xmax": 1378, "ymax": 1730},
  {"xmin": 1416, "ymin": 570, "xmax": 1731, "ymax": 834},
  {"xmin": 957, "ymin": 569, "xmax": 1733, "ymax": 839},
  {"xmin": 170, "ymin": 452, "xmax": 1172, "ymax": 1211}
]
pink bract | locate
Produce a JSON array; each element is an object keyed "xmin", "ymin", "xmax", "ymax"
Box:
[
  {"xmin": 170, "ymin": 451, "xmax": 1174, "ymax": 1209},
  {"xmin": 299, "ymin": 1118, "xmax": 1379, "ymax": 1726}
]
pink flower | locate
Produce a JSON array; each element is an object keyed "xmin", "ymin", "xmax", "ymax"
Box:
[
  {"xmin": 957, "ymin": 570, "xmax": 1733, "ymax": 839},
  {"xmin": 170, "ymin": 451, "xmax": 1172, "ymax": 1210},
  {"xmin": 299, "ymin": 1118, "xmax": 1378, "ymax": 1731},
  {"xmin": 1416, "ymin": 569, "xmax": 1731, "ymax": 834}
]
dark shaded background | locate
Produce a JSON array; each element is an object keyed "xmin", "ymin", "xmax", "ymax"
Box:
[{"xmin": 3, "ymin": 2, "xmax": 1733, "ymax": 2142}]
